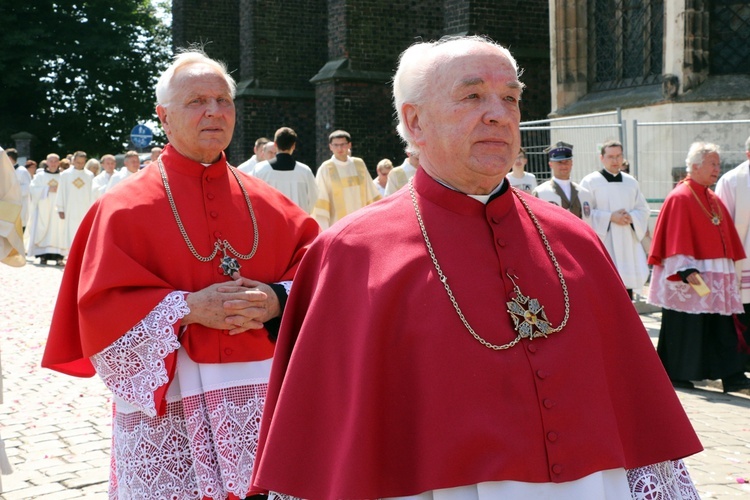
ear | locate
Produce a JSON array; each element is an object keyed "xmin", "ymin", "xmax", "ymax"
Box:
[
  {"xmin": 156, "ymin": 105, "xmax": 170, "ymax": 135},
  {"xmin": 402, "ymin": 103, "xmax": 426, "ymax": 147}
]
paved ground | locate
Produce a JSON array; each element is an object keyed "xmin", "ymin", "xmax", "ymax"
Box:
[{"xmin": 1, "ymin": 262, "xmax": 750, "ymax": 498}]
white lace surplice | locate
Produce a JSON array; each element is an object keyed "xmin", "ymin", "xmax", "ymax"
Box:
[
  {"xmin": 91, "ymin": 291, "xmax": 271, "ymax": 500},
  {"xmin": 648, "ymin": 254, "xmax": 744, "ymax": 315},
  {"xmin": 269, "ymin": 460, "xmax": 699, "ymax": 499}
]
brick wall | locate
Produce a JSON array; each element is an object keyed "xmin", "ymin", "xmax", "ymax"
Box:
[
  {"xmin": 175, "ymin": 0, "xmax": 552, "ymax": 169},
  {"xmin": 172, "ymin": 0, "xmax": 240, "ymax": 75}
]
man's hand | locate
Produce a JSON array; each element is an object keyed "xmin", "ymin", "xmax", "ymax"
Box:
[
  {"xmin": 610, "ymin": 209, "xmax": 631, "ymax": 225},
  {"xmin": 219, "ymin": 274, "xmax": 281, "ymax": 335},
  {"xmin": 181, "ymin": 276, "xmax": 281, "ymax": 336},
  {"xmin": 684, "ymin": 271, "xmax": 702, "ymax": 286}
]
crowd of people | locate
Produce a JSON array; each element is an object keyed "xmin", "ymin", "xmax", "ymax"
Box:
[
  {"xmin": 6, "ymin": 146, "xmax": 163, "ymax": 266},
  {"xmin": 0, "ymin": 34, "xmax": 746, "ymax": 499}
]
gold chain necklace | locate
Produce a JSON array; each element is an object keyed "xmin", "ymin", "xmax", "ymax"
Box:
[
  {"xmin": 158, "ymin": 157, "xmax": 259, "ymax": 276},
  {"xmin": 684, "ymin": 180, "xmax": 721, "ymax": 226},
  {"xmin": 409, "ymin": 180, "xmax": 570, "ymax": 350}
]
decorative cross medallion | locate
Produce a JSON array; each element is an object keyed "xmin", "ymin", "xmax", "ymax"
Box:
[
  {"xmin": 506, "ymin": 287, "xmax": 552, "ymax": 340},
  {"xmin": 73, "ymin": 177, "xmax": 85, "ymax": 189},
  {"xmin": 220, "ymin": 255, "xmax": 241, "ymax": 276}
]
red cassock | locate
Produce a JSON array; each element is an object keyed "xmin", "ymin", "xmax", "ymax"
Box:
[
  {"xmin": 252, "ymin": 168, "xmax": 702, "ymax": 499},
  {"xmin": 42, "ymin": 145, "xmax": 320, "ymax": 413},
  {"xmin": 648, "ymin": 177, "xmax": 746, "ymax": 267}
]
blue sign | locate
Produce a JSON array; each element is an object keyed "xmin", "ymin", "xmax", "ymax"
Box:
[{"xmin": 130, "ymin": 124, "xmax": 153, "ymax": 149}]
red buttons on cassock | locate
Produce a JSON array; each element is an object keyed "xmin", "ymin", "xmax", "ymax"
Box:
[
  {"xmin": 496, "ymin": 239, "xmax": 507, "ymax": 247},
  {"xmin": 552, "ymin": 464, "xmax": 562, "ymax": 475},
  {"xmin": 214, "ymin": 231, "xmax": 222, "ymax": 238},
  {"xmin": 543, "ymin": 399, "xmax": 554, "ymax": 409},
  {"xmin": 547, "ymin": 432, "xmax": 558, "ymax": 442},
  {"xmin": 210, "ymin": 211, "xmax": 218, "ymax": 218},
  {"xmin": 527, "ymin": 344, "xmax": 537, "ymax": 353},
  {"xmin": 536, "ymin": 370, "xmax": 548, "ymax": 379},
  {"xmin": 207, "ymin": 193, "xmax": 215, "ymax": 200},
  {"xmin": 224, "ymin": 348, "xmax": 233, "ymax": 356},
  {"xmin": 491, "ymin": 216, "xmax": 501, "ymax": 224}
]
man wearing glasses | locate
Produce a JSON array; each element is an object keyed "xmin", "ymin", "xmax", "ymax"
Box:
[{"xmin": 313, "ymin": 130, "xmax": 381, "ymax": 229}]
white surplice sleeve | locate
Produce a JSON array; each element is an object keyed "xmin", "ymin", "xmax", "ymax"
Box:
[{"xmin": 90, "ymin": 291, "xmax": 187, "ymax": 417}]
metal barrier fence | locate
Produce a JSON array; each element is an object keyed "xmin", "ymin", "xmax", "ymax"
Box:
[
  {"xmin": 633, "ymin": 119, "xmax": 750, "ymax": 206},
  {"xmin": 520, "ymin": 110, "xmax": 624, "ymax": 181},
  {"xmin": 521, "ymin": 112, "xmax": 750, "ymax": 209}
]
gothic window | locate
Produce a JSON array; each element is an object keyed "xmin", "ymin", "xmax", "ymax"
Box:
[
  {"xmin": 588, "ymin": 0, "xmax": 664, "ymax": 91},
  {"xmin": 710, "ymin": 0, "xmax": 750, "ymax": 75}
]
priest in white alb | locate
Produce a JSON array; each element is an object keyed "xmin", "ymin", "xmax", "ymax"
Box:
[
  {"xmin": 91, "ymin": 154, "xmax": 117, "ymax": 199},
  {"xmin": 715, "ymin": 135, "xmax": 750, "ymax": 324},
  {"xmin": 580, "ymin": 140, "xmax": 650, "ymax": 298},
  {"xmin": 27, "ymin": 153, "xmax": 67, "ymax": 264},
  {"xmin": 56, "ymin": 151, "xmax": 95, "ymax": 249},
  {"xmin": 105, "ymin": 150, "xmax": 141, "ymax": 193}
]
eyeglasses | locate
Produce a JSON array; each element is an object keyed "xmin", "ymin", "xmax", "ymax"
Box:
[{"xmin": 330, "ymin": 142, "xmax": 350, "ymax": 148}]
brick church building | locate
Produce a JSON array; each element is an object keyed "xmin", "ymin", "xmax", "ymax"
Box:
[{"xmin": 172, "ymin": 0, "xmax": 550, "ymax": 172}]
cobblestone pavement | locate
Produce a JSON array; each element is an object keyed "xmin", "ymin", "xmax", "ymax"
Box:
[{"xmin": 1, "ymin": 262, "xmax": 749, "ymax": 499}]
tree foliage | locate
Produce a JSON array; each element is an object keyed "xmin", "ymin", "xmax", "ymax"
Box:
[{"xmin": 0, "ymin": 1, "xmax": 172, "ymax": 158}]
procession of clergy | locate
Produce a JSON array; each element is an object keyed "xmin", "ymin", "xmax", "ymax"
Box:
[
  {"xmin": 9, "ymin": 132, "xmax": 654, "ymax": 300},
  {"xmin": 4, "ymin": 36, "xmax": 750, "ymax": 499},
  {"xmin": 10, "ymin": 148, "xmax": 156, "ymax": 266}
]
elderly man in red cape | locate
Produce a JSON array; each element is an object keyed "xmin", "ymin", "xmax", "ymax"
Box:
[
  {"xmin": 251, "ymin": 36, "xmax": 703, "ymax": 500},
  {"xmin": 41, "ymin": 50, "xmax": 319, "ymax": 499},
  {"xmin": 648, "ymin": 142, "xmax": 749, "ymax": 392}
]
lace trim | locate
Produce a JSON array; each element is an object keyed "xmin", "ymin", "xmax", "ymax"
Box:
[
  {"xmin": 91, "ymin": 291, "xmax": 186, "ymax": 417},
  {"xmin": 648, "ymin": 255, "xmax": 744, "ymax": 315},
  {"xmin": 627, "ymin": 460, "xmax": 700, "ymax": 500},
  {"xmin": 269, "ymin": 461, "xmax": 699, "ymax": 500},
  {"xmin": 277, "ymin": 280, "xmax": 293, "ymax": 295},
  {"xmin": 111, "ymin": 383, "xmax": 267, "ymax": 500}
]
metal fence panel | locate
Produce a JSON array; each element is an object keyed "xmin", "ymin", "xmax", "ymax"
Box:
[
  {"xmin": 633, "ymin": 119, "xmax": 750, "ymax": 206},
  {"xmin": 520, "ymin": 110, "xmax": 624, "ymax": 182}
]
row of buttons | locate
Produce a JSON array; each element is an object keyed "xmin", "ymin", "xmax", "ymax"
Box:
[{"xmin": 526, "ymin": 340, "xmax": 563, "ymax": 476}]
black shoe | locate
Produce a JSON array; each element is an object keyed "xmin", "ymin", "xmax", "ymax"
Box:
[
  {"xmin": 670, "ymin": 379, "xmax": 694, "ymax": 389},
  {"xmin": 722, "ymin": 377, "xmax": 750, "ymax": 393}
]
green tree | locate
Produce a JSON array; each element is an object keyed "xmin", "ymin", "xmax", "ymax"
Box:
[{"xmin": 0, "ymin": 1, "xmax": 172, "ymax": 159}]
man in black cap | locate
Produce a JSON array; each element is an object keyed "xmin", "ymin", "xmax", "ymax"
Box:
[{"xmin": 532, "ymin": 141, "xmax": 592, "ymax": 225}]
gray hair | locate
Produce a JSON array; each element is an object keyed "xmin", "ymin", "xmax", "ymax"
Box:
[
  {"xmin": 392, "ymin": 35, "xmax": 521, "ymax": 154},
  {"xmin": 155, "ymin": 48, "xmax": 236, "ymax": 106},
  {"xmin": 685, "ymin": 142, "xmax": 720, "ymax": 172}
]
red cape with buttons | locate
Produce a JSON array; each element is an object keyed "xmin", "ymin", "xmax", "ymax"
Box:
[
  {"xmin": 42, "ymin": 144, "xmax": 319, "ymax": 414},
  {"xmin": 251, "ymin": 168, "xmax": 702, "ymax": 499}
]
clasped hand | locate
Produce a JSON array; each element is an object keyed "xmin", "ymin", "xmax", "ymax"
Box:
[
  {"xmin": 183, "ymin": 273, "xmax": 280, "ymax": 335},
  {"xmin": 611, "ymin": 209, "xmax": 632, "ymax": 225}
]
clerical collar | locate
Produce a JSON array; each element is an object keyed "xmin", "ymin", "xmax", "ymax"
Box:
[
  {"xmin": 269, "ymin": 153, "xmax": 295, "ymax": 171},
  {"xmin": 431, "ymin": 176, "xmax": 507, "ymax": 204},
  {"xmin": 600, "ymin": 169, "xmax": 622, "ymax": 182}
]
